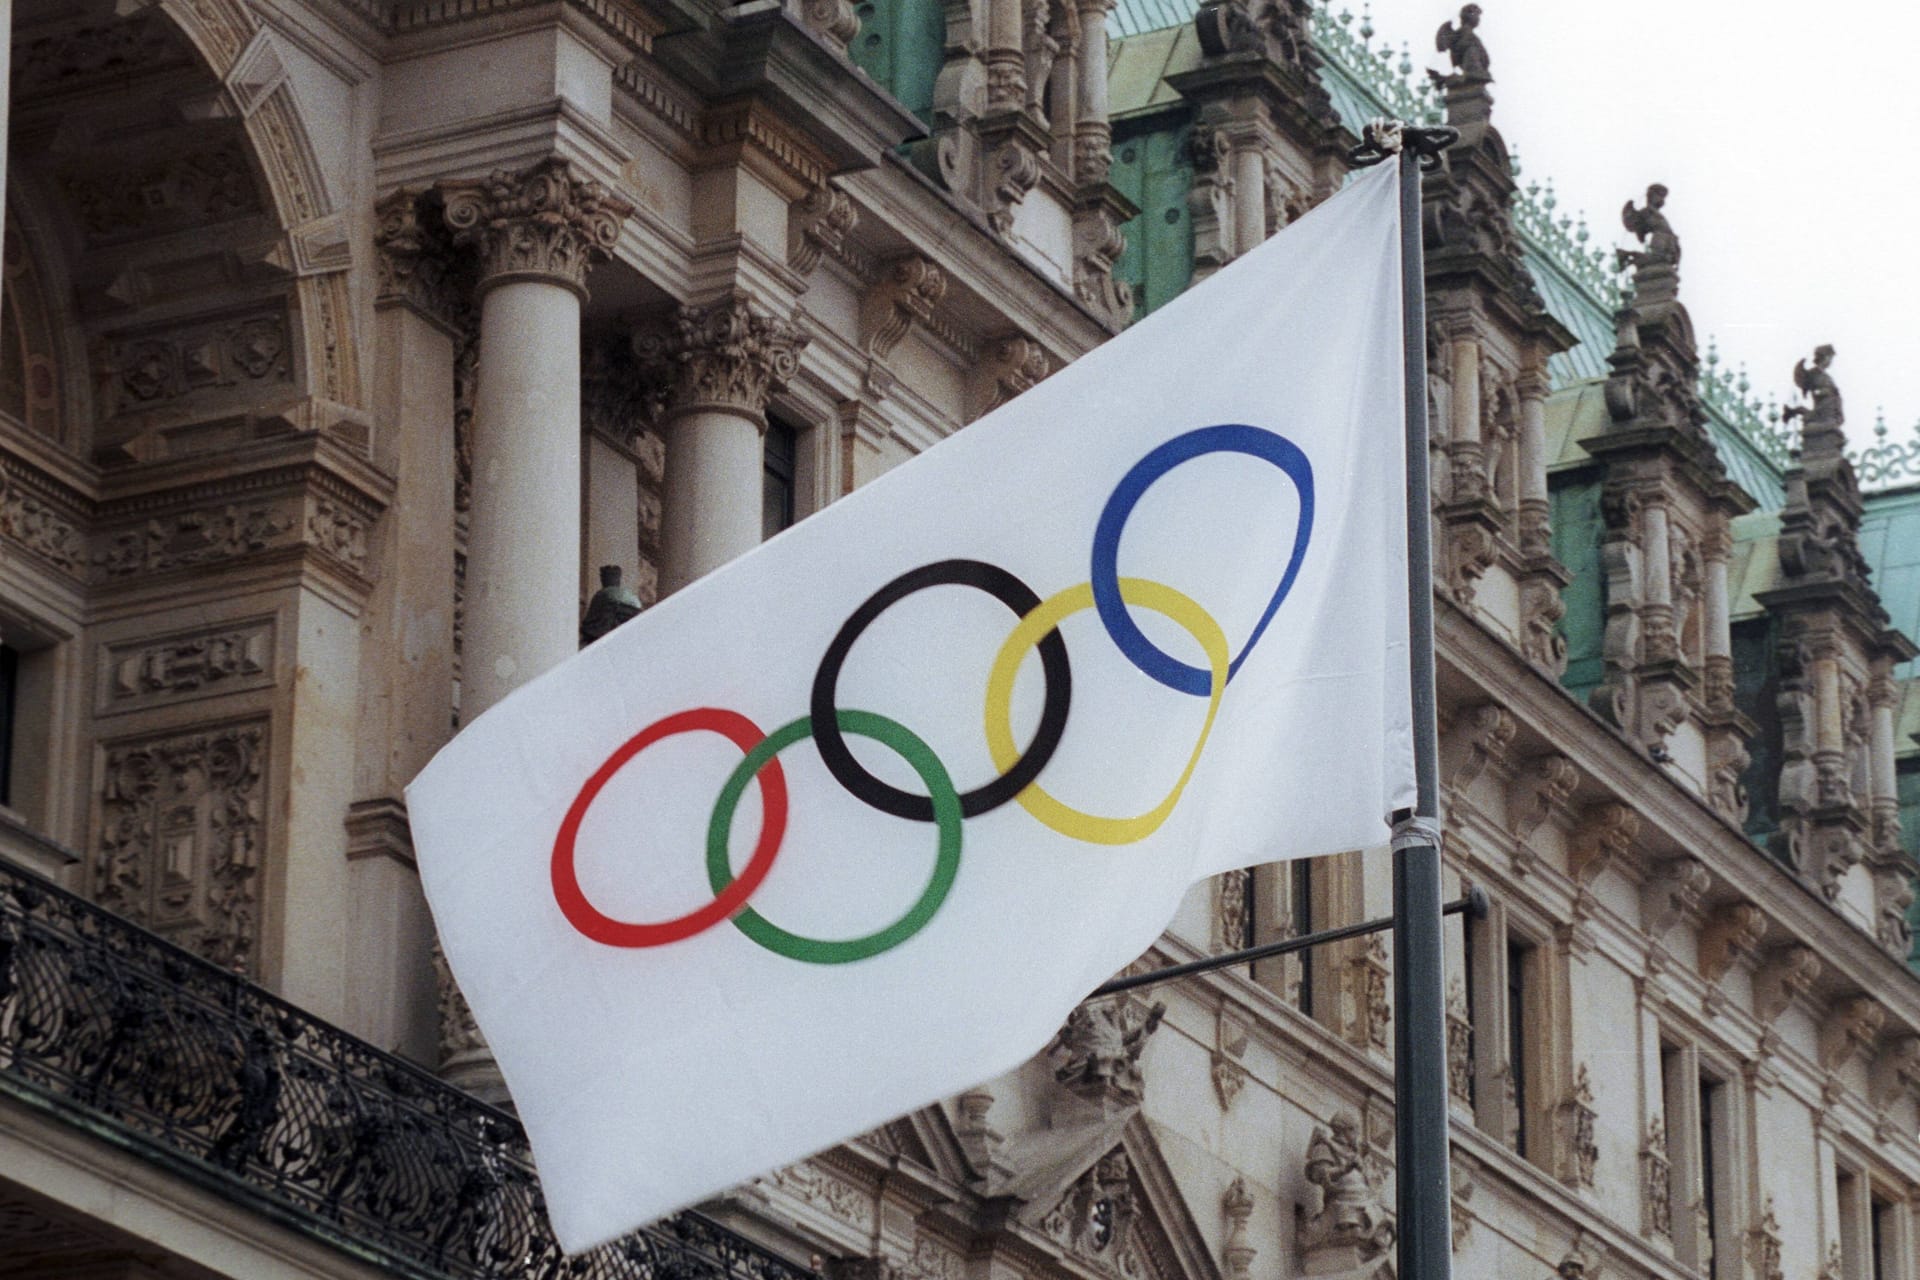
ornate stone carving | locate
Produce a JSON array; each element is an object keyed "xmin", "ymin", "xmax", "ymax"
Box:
[
  {"xmin": 1220, "ymin": 1177, "xmax": 1254, "ymax": 1280},
  {"xmin": 1446, "ymin": 702, "xmax": 1516, "ymax": 793},
  {"xmin": 95, "ymin": 722, "xmax": 267, "ymax": 975},
  {"xmin": 862, "ymin": 256, "xmax": 947, "ymax": 363},
  {"xmin": 375, "ymin": 187, "xmax": 463, "ymax": 326},
  {"xmin": 1748, "ymin": 1197, "xmax": 1784, "ymax": 1280},
  {"xmin": 0, "ymin": 468, "xmax": 87, "ymax": 576},
  {"xmin": 790, "ymin": 182, "xmax": 859, "ymax": 277},
  {"xmin": 1212, "ymin": 869, "xmax": 1250, "ymax": 953},
  {"xmin": 798, "ymin": 0, "xmax": 861, "ymax": 47},
  {"xmin": 970, "ymin": 334, "xmax": 1051, "ymax": 418},
  {"xmin": 1555, "ymin": 1232, "xmax": 1602, "ymax": 1280},
  {"xmin": 955, "ymin": 1087, "xmax": 1007, "ymax": 1182},
  {"xmin": 1818, "ymin": 996, "xmax": 1883, "ymax": 1072},
  {"xmin": 14, "ymin": 9, "xmax": 195, "ymax": 98},
  {"xmin": 1870, "ymin": 1034, "xmax": 1920, "ymax": 1112},
  {"xmin": 431, "ymin": 938, "xmax": 486, "ymax": 1063},
  {"xmin": 1072, "ymin": 190, "xmax": 1135, "ymax": 328},
  {"xmin": 1707, "ymin": 730, "xmax": 1751, "ymax": 824},
  {"xmin": 1641, "ymin": 856, "xmax": 1707, "ymax": 937},
  {"xmin": 440, "ymin": 157, "xmax": 632, "ymax": 298},
  {"xmin": 101, "ymin": 621, "xmax": 274, "ymax": 711},
  {"xmin": 1446, "ymin": 974, "xmax": 1473, "ymax": 1107},
  {"xmin": 1519, "ymin": 575, "xmax": 1569, "ymax": 675},
  {"xmin": 1450, "ymin": 1153, "xmax": 1476, "ymax": 1250},
  {"xmin": 1211, "ymin": 1005, "xmax": 1249, "ymax": 1111},
  {"xmin": 307, "ymin": 497, "xmax": 370, "ymax": 573},
  {"xmin": 1639, "ymin": 1115, "xmax": 1671, "ymax": 1240},
  {"xmin": 634, "ymin": 298, "xmax": 808, "ymax": 425},
  {"xmin": 1051, "ymin": 999, "xmax": 1165, "ymax": 1107},
  {"xmin": 94, "ymin": 505, "xmax": 297, "ymax": 579},
  {"xmin": 62, "ymin": 142, "xmax": 261, "ymax": 244},
  {"xmin": 1300, "ymin": 1112, "xmax": 1393, "ymax": 1265},
  {"xmin": 1753, "ymin": 944, "xmax": 1820, "ymax": 1024},
  {"xmin": 1698, "ymin": 901, "xmax": 1766, "ymax": 985},
  {"xmin": 1619, "ymin": 184, "xmax": 1679, "ymax": 272},
  {"xmin": 1569, "ymin": 801, "xmax": 1638, "ymax": 886},
  {"xmin": 764, "ymin": 1159, "xmax": 876, "ymax": 1231},
  {"xmin": 104, "ymin": 311, "xmax": 294, "ymax": 413},
  {"xmin": 1194, "ymin": 0, "xmax": 1316, "ymax": 66},
  {"xmin": 1037, "ymin": 1149, "xmax": 1145, "ymax": 1276},
  {"xmin": 1553, "ymin": 1064, "xmax": 1597, "ymax": 1189},
  {"xmin": 1510, "ymin": 754, "xmax": 1577, "ymax": 842}
]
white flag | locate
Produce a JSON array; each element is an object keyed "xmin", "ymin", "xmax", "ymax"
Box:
[{"xmin": 407, "ymin": 160, "xmax": 1414, "ymax": 1252}]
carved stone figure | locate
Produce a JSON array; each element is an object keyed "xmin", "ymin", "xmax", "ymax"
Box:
[
  {"xmin": 1783, "ymin": 344, "xmax": 1844, "ymax": 435},
  {"xmin": 1051, "ymin": 1000, "xmax": 1165, "ymax": 1105},
  {"xmin": 1431, "ymin": 4, "xmax": 1489, "ymax": 84},
  {"xmin": 580, "ymin": 565, "xmax": 643, "ymax": 646},
  {"xmin": 1301, "ymin": 1113, "xmax": 1391, "ymax": 1260},
  {"xmin": 1619, "ymin": 183, "xmax": 1680, "ymax": 269}
]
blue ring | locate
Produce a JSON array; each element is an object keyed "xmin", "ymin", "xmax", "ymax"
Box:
[{"xmin": 1090, "ymin": 424, "xmax": 1314, "ymax": 696}]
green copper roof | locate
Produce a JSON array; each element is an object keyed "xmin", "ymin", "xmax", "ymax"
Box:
[
  {"xmin": 1109, "ymin": 0, "xmax": 1193, "ymax": 38},
  {"xmin": 1861, "ymin": 483, "xmax": 1920, "ymax": 685},
  {"xmin": 1107, "ymin": 23, "xmax": 1200, "ymax": 119}
]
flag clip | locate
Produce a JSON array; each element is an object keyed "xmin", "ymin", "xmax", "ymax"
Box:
[
  {"xmin": 1348, "ymin": 119, "xmax": 1460, "ymax": 170},
  {"xmin": 1389, "ymin": 813, "xmax": 1444, "ymax": 853}
]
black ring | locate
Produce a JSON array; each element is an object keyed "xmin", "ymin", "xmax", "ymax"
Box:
[{"xmin": 809, "ymin": 559, "xmax": 1072, "ymax": 822}]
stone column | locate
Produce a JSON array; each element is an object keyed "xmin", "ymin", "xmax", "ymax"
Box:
[
  {"xmin": 439, "ymin": 158, "xmax": 631, "ymax": 720},
  {"xmin": 985, "ymin": 0, "xmax": 1026, "ymax": 113},
  {"xmin": 1231, "ymin": 139, "xmax": 1266, "ymax": 259},
  {"xmin": 1448, "ymin": 337, "xmax": 1483, "ymax": 500},
  {"xmin": 1700, "ymin": 525, "xmax": 1733, "ymax": 707},
  {"xmin": 1641, "ymin": 501, "xmax": 1674, "ymax": 660},
  {"xmin": 1869, "ymin": 668, "xmax": 1901, "ymax": 848},
  {"xmin": 1072, "ymin": 0, "xmax": 1114, "ymax": 185},
  {"xmin": 345, "ymin": 190, "xmax": 466, "ymax": 1063},
  {"xmin": 1516, "ymin": 371, "xmax": 1551, "ymax": 558},
  {"xmin": 636, "ymin": 297, "xmax": 806, "ymax": 595}
]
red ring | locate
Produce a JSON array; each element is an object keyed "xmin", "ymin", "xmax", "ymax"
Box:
[{"xmin": 552, "ymin": 708, "xmax": 789, "ymax": 947}]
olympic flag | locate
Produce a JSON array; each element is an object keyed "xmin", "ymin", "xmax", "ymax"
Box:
[{"xmin": 406, "ymin": 160, "xmax": 1415, "ymax": 1252}]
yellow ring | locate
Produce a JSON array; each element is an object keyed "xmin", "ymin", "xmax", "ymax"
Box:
[{"xmin": 983, "ymin": 578, "xmax": 1228, "ymax": 845}]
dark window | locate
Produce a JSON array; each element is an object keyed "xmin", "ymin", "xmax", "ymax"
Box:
[
  {"xmin": 0, "ymin": 644, "xmax": 16, "ymax": 808},
  {"xmin": 1507, "ymin": 938, "xmax": 1529, "ymax": 1155},
  {"xmin": 763, "ymin": 420, "xmax": 796, "ymax": 540},
  {"xmin": 1699, "ymin": 1077, "xmax": 1718, "ymax": 1276},
  {"xmin": 1292, "ymin": 858, "xmax": 1313, "ymax": 1017}
]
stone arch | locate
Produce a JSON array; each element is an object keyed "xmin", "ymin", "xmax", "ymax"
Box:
[{"xmin": 138, "ymin": 0, "xmax": 360, "ymax": 415}]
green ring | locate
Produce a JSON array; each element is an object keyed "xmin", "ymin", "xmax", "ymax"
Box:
[{"xmin": 706, "ymin": 710, "xmax": 963, "ymax": 964}]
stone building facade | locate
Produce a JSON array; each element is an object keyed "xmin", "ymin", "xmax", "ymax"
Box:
[{"xmin": 2, "ymin": 0, "xmax": 1919, "ymax": 1278}]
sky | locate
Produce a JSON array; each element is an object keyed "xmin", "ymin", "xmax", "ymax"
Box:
[{"xmin": 1351, "ymin": 0, "xmax": 1920, "ymax": 450}]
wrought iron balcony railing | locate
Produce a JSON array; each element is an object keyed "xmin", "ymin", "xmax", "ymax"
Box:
[{"xmin": 0, "ymin": 855, "xmax": 820, "ymax": 1280}]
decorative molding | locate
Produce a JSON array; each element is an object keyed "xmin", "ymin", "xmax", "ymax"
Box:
[
  {"xmin": 1640, "ymin": 856, "xmax": 1707, "ymax": 937},
  {"xmin": 98, "ymin": 618, "xmax": 276, "ymax": 714},
  {"xmin": 860, "ymin": 256, "xmax": 948, "ymax": 366},
  {"xmin": 1446, "ymin": 702, "xmax": 1516, "ymax": 793},
  {"xmin": 1748, "ymin": 1197, "xmax": 1785, "ymax": 1280},
  {"xmin": 1211, "ymin": 1005, "xmax": 1249, "ymax": 1111},
  {"xmin": 0, "ymin": 461, "xmax": 88, "ymax": 578},
  {"xmin": 1639, "ymin": 1116, "xmax": 1671, "ymax": 1241},
  {"xmin": 94, "ymin": 720, "xmax": 269, "ymax": 975},
  {"xmin": 93, "ymin": 503, "xmax": 297, "ymax": 579},
  {"xmin": 1051, "ymin": 999, "xmax": 1164, "ymax": 1109},
  {"xmin": 968, "ymin": 334, "xmax": 1051, "ymax": 420},
  {"xmin": 763, "ymin": 1159, "xmax": 875, "ymax": 1232},
  {"xmin": 1509, "ymin": 753, "xmax": 1577, "ymax": 842},
  {"xmin": 1552, "ymin": 1064, "xmax": 1597, "ymax": 1190},
  {"xmin": 697, "ymin": 100, "xmax": 833, "ymax": 197},
  {"xmin": 440, "ymin": 157, "xmax": 632, "ymax": 299},
  {"xmin": 60, "ymin": 141, "xmax": 264, "ymax": 246},
  {"xmin": 374, "ymin": 188, "xmax": 465, "ymax": 330},
  {"xmin": 1446, "ymin": 974, "xmax": 1473, "ymax": 1108}
]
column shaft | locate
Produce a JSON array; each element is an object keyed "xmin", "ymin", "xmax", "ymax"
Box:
[
  {"xmin": 464, "ymin": 281, "xmax": 582, "ymax": 717},
  {"xmin": 661, "ymin": 408, "xmax": 764, "ymax": 593}
]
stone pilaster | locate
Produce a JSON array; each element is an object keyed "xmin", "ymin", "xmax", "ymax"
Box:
[{"xmin": 636, "ymin": 296, "xmax": 808, "ymax": 594}]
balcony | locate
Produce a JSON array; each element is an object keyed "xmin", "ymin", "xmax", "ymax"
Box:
[{"xmin": 0, "ymin": 854, "xmax": 818, "ymax": 1280}]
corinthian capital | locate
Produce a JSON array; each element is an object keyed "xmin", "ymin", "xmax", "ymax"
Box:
[
  {"xmin": 374, "ymin": 188, "xmax": 463, "ymax": 331},
  {"xmin": 439, "ymin": 157, "xmax": 632, "ymax": 299},
  {"xmin": 633, "ymin": 297, "xmax": 809, "ymax": 425}
]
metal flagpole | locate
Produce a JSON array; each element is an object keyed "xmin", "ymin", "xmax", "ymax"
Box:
[{"xmin": 1351, "ymin": 116, "xmax": 1457, "ymax": 1280}]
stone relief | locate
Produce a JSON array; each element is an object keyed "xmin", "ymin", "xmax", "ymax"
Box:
[
  {"xmin": 62, "ymin": 142, "xmax": 261, "ymax": 244},
  {"xmin": 104, "ymin": 311, "xmax": 295, "ymax": 414},
  {"xmin": 1212, "ymin": 868, "xmax": 1250, "ymax": 953},
  {"xmin": 1299, "ymin": 1112, "xmax": 1393, "ymax": 1265},
  {"xmin": 1219, "ymin": 1177, "xmax": 1254, "ymax": 1280},
  {"xmin": 1445, "ymin": 974, "xmax": 1472, "ymax": 1107},
  {"xmin": 763, "ymin": 1159, "xmax": 876, "ymax": 1232},
  {"xmin": 1748, "ymin": 1198, "xmax": 1784, "ymax": 1280},
  {"xmin": 790, "ymin": 182, "xmax": 859, "ymax": 278},
  {"xmin": 1639, "ymin": 1115, "xmax": 1670, "ymax": 1240},
  {"xmin": 1051, "ymin": 999, "xmax": 1165, "ymax": 1107},
  {"xmin": 307, "ymin": 498, "xmax": 371, "ymax": 573},
  {"xmin": 93, "ymin": 504, "xmax": 296, "ymax": 580},
  {"xmin": 1037, "ymin": 1150, "xmax": 1145, "ymax": 1278},
  {"xmin": 374, "ymin": 187, "xmax": 465, "ymax": 327},
  {"xmin": 1211, "ymin": 1005, "xmax": 1249, "ymax": 1111},
  {"xmin": 0, "ymin": 468, "xmax": 87, "ymax": 577},
  {"xmin": 1552, "ymin": 1064, "xmax": 1597, "ymax": 1190},
  {"xmin": 101, "ymin": 621, "xmax": 274, "ymax": 712},
  {"xmin": 94, "ymin": 721, "xmax": 268, "ymax": 975}
]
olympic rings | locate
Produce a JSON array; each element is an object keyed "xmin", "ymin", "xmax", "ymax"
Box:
[
  {"xmin": 552, "ymin": 708, "xmax": 789, "ymax": 948},
  {"xmin": 983, "ymin": 578, "xmax": 1227, "ymax": 845},
  {"xmin": 707, "ymin": 710, "xmax": 963, "ymax": 964},
  {"xmin": 810, "ymin": 560, "xmax": 1071, "ymax": 821},
  {"xmin": 1090, "ymin": 424, "xmax": 1313, "ymax": 696},
  {"xmin": 553, "ymin": 424, "xmax": 1316, "ymax": 966}
]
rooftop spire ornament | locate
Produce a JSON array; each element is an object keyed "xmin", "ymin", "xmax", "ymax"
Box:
[{"xmin": 1431, "ymin": 4, "xmax": 1489, "ymax": 85}]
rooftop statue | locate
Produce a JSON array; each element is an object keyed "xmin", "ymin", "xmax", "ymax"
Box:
[
  {"xmin": 1783, "ymin": 344, "xmax": 1844, "ymax": 434},
  {"xmin": 1430, "ymin": 4, "xmax": 1490, "ymax": 85},
  {"xmin": 1619, "ymin": 183, "xmax": 1680, "ymax": 269}
]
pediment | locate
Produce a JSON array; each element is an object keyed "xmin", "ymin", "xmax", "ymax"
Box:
[
  {"xmin": 1011, "ymin": 1113, "xmax": 1223, "ymax": 1280},
  {"xmin": 856, "ymin": 1105, "xmax": 973, "ymax": 1187}
]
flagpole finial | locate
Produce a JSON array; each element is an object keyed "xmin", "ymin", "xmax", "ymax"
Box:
[{"xmin": 1348, "ymin": 118, "xmax": 1459, "ymax": 169}]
